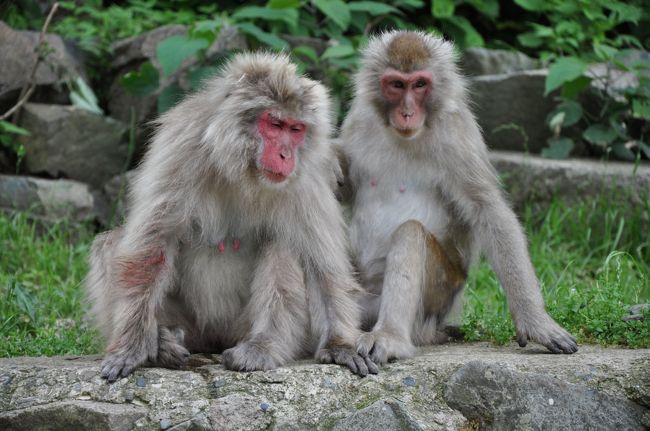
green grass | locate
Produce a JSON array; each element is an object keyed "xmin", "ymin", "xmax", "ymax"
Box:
[{"xmin": 0, "ymin": 197, "xmax": 649, "ymax": 357}]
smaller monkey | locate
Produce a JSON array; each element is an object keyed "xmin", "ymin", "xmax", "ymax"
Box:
[
  {"xmin": 340, "ymin": 31, "xmax": 577, "ymax": 365},
  {"xmin": 86, "ymin": 52, "xmax": 377, "ymax": 381}
]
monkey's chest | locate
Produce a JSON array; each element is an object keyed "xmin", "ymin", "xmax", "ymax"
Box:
[{"xmin": 350, "ymin": 179, "xmax": 450, "ymax": 275}]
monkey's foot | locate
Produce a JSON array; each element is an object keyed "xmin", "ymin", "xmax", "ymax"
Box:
[
  {"xmin": 156, "ymin": 327, "xmax": 190, "ymax": 369},
  {"xmin": 356, "ymin": 330, "xmax": 416, "ymax": 365},
  {"xmin": 516, "ymin": 313, "xmax": 578, "ymax": 354},
  {"xmin": 222, "ymin": 341, "xmax": 282, "ymax": 372},
  {"xmin": 316, "ymin": 347, "xmax": 379, "ymax": 376},
  {"xmin": 100, "ymin": 348, "xmax": 149, "ymax": 382}
]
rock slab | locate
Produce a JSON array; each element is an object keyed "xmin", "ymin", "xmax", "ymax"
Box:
[{"xmin": 0, "ymin": 344, "xmax": 648, "ymax": 430}]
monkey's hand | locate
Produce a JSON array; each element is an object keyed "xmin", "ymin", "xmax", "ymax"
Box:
[
  {"xmin": 100, "ymin": 346, "xmax": 151, "ymax": 382},
  {"xmin": 356, "ymin": 330, "xmax": 416, "ymax": 366},
  {"xmin": 515, "ymin": 312, "xmax": 578, "ymax": 354},
  {"xmin": 156, "ymin": 327, "xmax": 190, "ymax": 369},
  {"xmin": 317, "ymin": 346, "xmax": 379, "ymax": 377},
  {"xmin": 222, "ymin": 341, "xmax": 283, "ymax": 371}
]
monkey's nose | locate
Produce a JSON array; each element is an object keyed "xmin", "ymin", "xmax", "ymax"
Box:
[{"xmin": 280, "ymin": 148, "xmax": 292, "ymax": 160}]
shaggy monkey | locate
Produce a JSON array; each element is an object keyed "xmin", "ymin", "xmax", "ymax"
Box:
[
  {"xmin": 340, "ymin": 31, "xmax": 578, "ymax": 364},
  {"xmin": 87, "ymin": 52, "xmax": 377, "ymax": 381}
]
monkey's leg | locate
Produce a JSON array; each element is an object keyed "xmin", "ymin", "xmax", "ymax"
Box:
[
  {"xmin": 357, "ymin": 220, "xmax": 427, "ymax": 365},
  {"xmin": 221, "ymin": 242, "xmax": 309, "ymax": 372},
  {"xmin": 99, "ymin": 242, "xmax": 179, "ymax": 381}
]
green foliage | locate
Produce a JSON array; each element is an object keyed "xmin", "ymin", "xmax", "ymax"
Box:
[
  {"xmin": 515, "ymin": 0, "xmax": 649, "ymax": 160},
  {"xmin": 68, "ymin": 76, "xmax": 103, "ymax": 115},
  {"xmin": 0, "ymin": 121, "xmax": 28, "ymax": 171}
]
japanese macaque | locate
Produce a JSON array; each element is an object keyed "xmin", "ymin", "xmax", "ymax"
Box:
[
  {"xmin": 340, "ymin": 31, "xmax": 578, "ymax": 364},
  {"xmin": 86, "ymin": 52, "xmax": 377, "ymax": 381}
]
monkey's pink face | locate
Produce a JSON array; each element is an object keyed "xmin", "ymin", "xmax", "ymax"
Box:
[
  {"xmin": 380, "ymin": 69, "xmax": 432, "ymax": 138},
  {"xmin": 257, "ymin": 111, "xmax": 307, "ymax": 184}
]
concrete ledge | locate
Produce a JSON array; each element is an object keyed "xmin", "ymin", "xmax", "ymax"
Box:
[
  {"xmin": 1, "ymin": 344, "xmax": 648, "ymax": 430},
  {"xmin": 489, "ymin": 151, "xmax": 650, "ymax": 210}
]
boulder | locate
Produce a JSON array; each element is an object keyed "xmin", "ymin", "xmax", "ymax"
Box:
[
  {"xmin": 19, "ymin": 103, "xmax": 128, "ymax": 188},
  {"xmin": 489, "ymin": 150, "xmax": 650, "ymax": 210},
  {"xmin": 100, "ymin": 170, "xmax": 136, "ymax": 226},
  {"xmin": 461, "ymin": 48, "xmax": 540, "ymax": 77},
  {"xmin": 0, "ymin": 344, "xmax": 647, "ymax": 430},
  {"xmin": 0, "ymin": 21, "xmax": 86, "ymax": 109},
  {"xmin": 0, "ymin": 174, "xmax": 101, "ymax": 222},
  {"xmin": 470, "ymin": 70, "xmax": 556, "ymax": 153}
]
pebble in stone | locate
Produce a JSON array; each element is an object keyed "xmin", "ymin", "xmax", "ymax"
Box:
[
  {"xmin": 260, "ymin": 402, "xmax": 270, "ymax": 412},
  {"xmin": 321, "ymin": 377, "xmax": 337, "ymax": 389},
  {"xmin": 213, "ymin": 378, "xmax": 226, "ymax": 388},
  {"xmin": 160, "ymin": 418, "xmax": 172, "ymax": 430},
  {"xmin": 136, "ymin": 376, "xmax": 146, "ymax": 387},
  {"xmin": 403, "ymin": 376, "xmax": 416, "ymax": 387}
]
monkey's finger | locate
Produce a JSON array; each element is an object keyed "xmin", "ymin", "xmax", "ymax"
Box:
[
  {"xmin": 365, "ymin": 356, "xmax": 379, "ymax": 374},
  {"xmin": 352, "ymin": 355, "xmax": 369, "ymax": 377},
  {"xmin": 516, "ymin": 333, "xmax": 528, "ymax": 348},
  {"xmin": 545, "ymin": 340, "xmax": 562, "ymax": 354},
  {"xmin": 334, "ymin": 350, "xmax": 359, "ymax": 374}
]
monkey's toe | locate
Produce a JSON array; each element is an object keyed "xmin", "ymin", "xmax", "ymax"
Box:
[
  {"xmin": 222, "ymin": 341, "xmax": 281, "ymax": 371},
  {"xmin": 317, "ymin": 347, "xmax": 377, "ymax": 377},
  {"xmin": 100, "ymin": 351, "xmax": 145, "ymax": 382}
]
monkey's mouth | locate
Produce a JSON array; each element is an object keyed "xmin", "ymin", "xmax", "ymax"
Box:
[
  {"xmin": 262, "ymin": 169, "xmax": 288, "ymax": 183},
  {"xmin": 395, "ymin": 127, "xmax": 418, "ymax": 138}
]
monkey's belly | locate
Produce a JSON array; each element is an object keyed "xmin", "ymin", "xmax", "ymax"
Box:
[
  {"xmin": 177, "ymin": 244, "xmax": 256, "ymax": 338},
  {"xmin": 350, "ymin": 186, "xmax": 450, "ymax": 280}
]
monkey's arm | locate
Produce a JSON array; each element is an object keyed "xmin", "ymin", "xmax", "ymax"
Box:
[{"xmin": 452, "ymin": 117, "xmax": 577, "ymax": 354}]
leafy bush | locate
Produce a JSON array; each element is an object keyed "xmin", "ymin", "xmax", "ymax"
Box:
[{"xmin": 515, "ymin": 0, "xmax": 649, "ymax": 160}]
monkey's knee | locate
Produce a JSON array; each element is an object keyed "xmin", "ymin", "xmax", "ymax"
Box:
[{"xmin": 392, "ymin": 220, "xmax": 428, "ymax": 244}]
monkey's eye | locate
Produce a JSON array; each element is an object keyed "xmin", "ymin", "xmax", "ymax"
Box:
[
  {"xmin": 271, "ymin": 121, "xmax": 283, "ymax": 129},
  {"xmin": 414, "ymin": 79, "xmax": 427, "ymax": 88},
  {"xmin": 391, "ymin": 81, "xmax": 405, "ymax": 89},
  {"xmin": 290, "ymin": 125, "xmax": 304, "ymax": 133}
]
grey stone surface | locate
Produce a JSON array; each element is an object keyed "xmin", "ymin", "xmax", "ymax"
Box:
[
  {"xmin": 19, "ymin": 103, "xmax": 128, "ymax": 188},
  {"xmin": 0, "ymin": 344, "xmax": 647, "ymax": 430},
  {"xmin": 445, "ymin": 361, "xmax": 648, "ymax": 431},
  {"xmin": 101, "ymin": 170, "xmax": 136, "ymax": 226},
  {"xmin": 0, "ymin": 400, "xmax": 146, "ymax": 431},
  {"xmin": 461, "ymin": 48, "xmax": 540, "ymax": 77},
  {"xmin": 0, "ymin": 21, "xmax": 86, "ymax": 106},
  {"xmin": 489, "ymin": 151, "xmax": 650, "ymax": 210},
  {"xmin": 0, "ymin": 174, "xmax": 101, "ymax": 222},
  {"xmin": 470, "ymin": 70, "xmax": 556, "ymax": 153}
]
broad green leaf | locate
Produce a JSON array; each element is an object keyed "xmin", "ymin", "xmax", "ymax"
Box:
[
  {"xmin": 192, "ymin": 19, "xmax": 223, "ymax": 36},
  {"xmin": 322, "ymin": 44, "xmax": 356, "ymax": 60},
  {"xmin": 548, "ymin": 112, "xmax": 565, "ymax": 132},
  {"xmin": 560, "ymin": 76, "xmax": 591, "ymax": 99},
  {"xmin": 157, "ymin": 35, "xmax": 209, "ymax": 77},
  {"xmin": 611, "ymin": 143, "xmax": 636, "ymax": 161},
  {"xmin": 466, "ymin": 0, "xmax": 499, "ymax": 19},
  {"xmin": 157, "ymin": 83, "xmax": 183, "ymax": 114},
  {"xmin": 348, "ymin": 1, "xmax": 398, "ymax": 15},
  {"xmin": 593, "ymin": 43, "xmax": 618, "ymax": 61},
  {"xmin": 632, "ymin": 100, "xmax": 650, "ymax": 120},
  {"xmin": 313, "ymin": 0, "xmax": 350, "ymax": 30},
  {"xmin": 545, "ymin": 57, "xmax": 587, "ymax": 95},
  {"xmin": 444, "ymin": 16, "xmax": 484, "ymax": 48},
  {"xmin": 189, "ymin": 66, "xmax": 219, "ymax": 90},
  {"xmin": 550, "ymin": 100, "xmax": 583, "ymax": 127},
  {"xmin": 293, "ymin": 46, "xmax": 319, "ymax": 63},
  {"xmin": 394, "ymin": 0, "xmax": 425, "ymax": 7},
  {"xmin": 120, "ymin": 62, "xmax": 160, "ymax": 97},
  {"xmin": 604, "ymin": 2, "xmax": 641, "ymax": 23},
  {"xmin": 0, "ymin": 120, "xmax": 30, "ymax": 136},
  {"xmin": 267, "ymin": 0, "xmax": 302, "ymax": 8},
  {"xmin": 237, "ymin": 22, "xmax": 288, "ymax": 49},
  {"xmin": 542, "ymin": 137, "xmax": 574, "ymax": 159},
  {"xmin": 233, "ymin": 6, "xmax": 298, "ymax": 28},
  {"xmin": 583, "ymin": 124, "xmax": 617, "ymax": 146},
  {"xmin": 517, "ymin": 32, "xmax": 543, "ymax": 48},
  {"xmin": 513, "ymin": 0, "xmax": 547, "ymax": 12},
  {"xmin": 431, "ymin": 0, "xmax": 454, "ymax": 18}
]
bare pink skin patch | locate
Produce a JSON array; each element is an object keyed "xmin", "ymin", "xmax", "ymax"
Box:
[
  {"xmin": 380, "ymin": 69, "xmax": 432, "ymax": 137},
  {"xmin": 120, "ymin": 249, "xmax": 166, "ymax": 288},
  {"xmin": 257, "ymin": 111, "xmax": 307, "ymax": 183},
  {"xmin": 217, "ymin": 241, "xmax": 226, "ymax": 253},
  {"xmin": 232, "ymin": 238, "xmax": 241, "ymax": 251}
]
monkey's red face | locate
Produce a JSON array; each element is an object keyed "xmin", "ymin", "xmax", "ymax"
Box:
[
  {"xmin": 257, "ymin": 111, "xmax": 307, "ymax": 183},
  {"xmin": 380, "ymin": 69, "xmax": 432, "ymax": 138}
]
